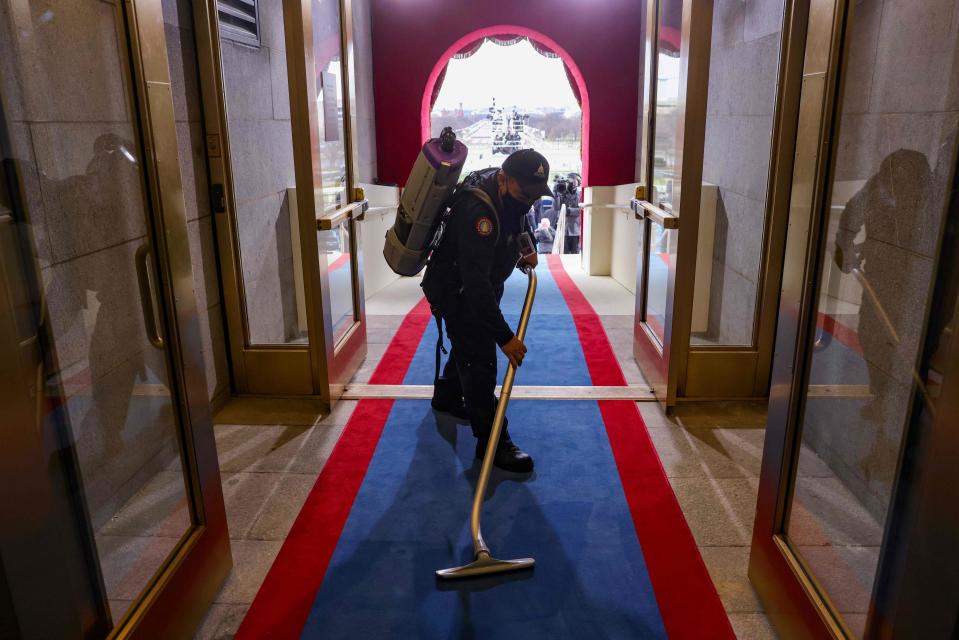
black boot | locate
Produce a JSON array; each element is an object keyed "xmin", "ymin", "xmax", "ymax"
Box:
[
  {"xmin": 431, "ymin": 396, "xmax": 469, "ymax": 420},
  {"xmin": 475, "ymin": 434, "xmax": 534, "ymax": 473}
]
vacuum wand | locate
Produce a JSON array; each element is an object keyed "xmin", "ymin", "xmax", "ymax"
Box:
[{"xmin": 436, "ymin": 264, "xmax": 538, "ymax": 579}]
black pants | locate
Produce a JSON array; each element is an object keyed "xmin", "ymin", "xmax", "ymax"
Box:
[
  {"xmin": 432, "ymin": 306, "xmax": 507, "ymax": 444},
  {"xmin": 565, "ymin": 235, "xmax": 580, "ymax": 254}
]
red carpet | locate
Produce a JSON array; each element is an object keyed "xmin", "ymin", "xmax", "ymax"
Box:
[
  {"xmin": 236, "ymin": 298, "xmax": 433, "ymax": 639},
  {"xmin": 238, "ymin": 260, "xmax": 733, "ymax": 638},
  {"xmin": 547, "ymin": 255, "xmax": 733, "ymax": 639}
]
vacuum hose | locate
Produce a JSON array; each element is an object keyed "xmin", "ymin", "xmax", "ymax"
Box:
[{"xmin": 437, "ymin": 264, "xmax": 537, "ymax": 579}]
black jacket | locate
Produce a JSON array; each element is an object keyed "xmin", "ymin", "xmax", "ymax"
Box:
[{"xmin": 422, "ymin": 173, "xmax": 530, "ymax": 346}]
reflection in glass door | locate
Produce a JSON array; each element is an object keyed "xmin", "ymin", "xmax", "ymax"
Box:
[
  {"xmin": 751, "ymin": 0, "xmax": 959, "ymax": 636},
  {"xmin": 632, "ymin": 0, "xmax": 712, "ymax": 409},
  {"xmin": 0, "ymin": 0, "xmax": 229, "ymax": 635},
  {"xmin": 1, "ymin": 127, "xmax": 110, "ymax": 637},
  {"xmin": 0, "ymin": 0, "xmax": 191, "ymax": 623},
  {"xmin": 321, "ymin": 222, "xmax": 356, "ymax": 345},
  {"xmin": 787, "ymin": 5, "xmax": 958, "ymax": 634},
  {"xmin": 645, "ymin": 220, "xmax": 676, "ymax": 345},
  {"xmin": 313, "ymin": 0, "xmax": 349, "ymax": 214}
]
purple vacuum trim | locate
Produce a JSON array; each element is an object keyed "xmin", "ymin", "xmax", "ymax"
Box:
[{"xmin": 421, "ymin": 137, "xmax": 468, "ymax": 170}]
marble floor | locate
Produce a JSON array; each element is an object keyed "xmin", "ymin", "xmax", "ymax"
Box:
[
  {"xmin": 639, "ymin": 400, "xmax": 777, "ymax": 639},
  {"xmin": 194, "ymin": 265, "xmax": 781, "ymax": 639}
]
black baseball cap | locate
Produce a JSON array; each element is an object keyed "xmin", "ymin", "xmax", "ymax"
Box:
[{"xmin": 502, "ymin": 149, "xmax": 552, "ymax": 200}]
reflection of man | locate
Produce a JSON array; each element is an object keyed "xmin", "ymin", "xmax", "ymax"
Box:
[
  {"xmin": 834, "ymin": 149, "xmax": 931, "ymax": 482},
  {"xmin": 48, "ymin": 134, "xmax": 160, "ymax": 456},
  {"xmin": 422, "ymin": 149, "xmax": 552, "ymax": 473},
  {"xmin": 94, "ymin": 137, "xmax": 152, "ymax": 452}
]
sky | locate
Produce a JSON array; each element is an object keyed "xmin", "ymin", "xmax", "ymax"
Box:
[{"xmin": 431, "ymin": 39, "xmax": 581, "ymax": 112}]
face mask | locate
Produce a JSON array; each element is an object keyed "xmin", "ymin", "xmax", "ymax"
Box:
[{"xmin": 501, "ymin": 193, "xmax": 531, "ymax": 216}]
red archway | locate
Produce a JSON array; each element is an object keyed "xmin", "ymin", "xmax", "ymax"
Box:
[{"xmin": 420, "ymin": 25, "xmax": 590, "ymax": 185}]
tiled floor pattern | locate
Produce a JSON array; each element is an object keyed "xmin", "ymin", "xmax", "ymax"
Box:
[
  {"xmin": 194, "ymin": 272, "xmax": 781, "ymax": 639},
  {"xmin": 195, "ymin": 398, "xmax": 363, "ymax": 638},
  {"xmin": 639, "ymin": 401, "xmax": 778, "ymax": 639}
]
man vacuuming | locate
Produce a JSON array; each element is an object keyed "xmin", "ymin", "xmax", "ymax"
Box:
[{"xmin": 422, "ymin": 149, "xmax": 552, "ymax": 473}]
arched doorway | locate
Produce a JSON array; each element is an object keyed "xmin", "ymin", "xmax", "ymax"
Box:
[{"xmin": 421, "ymin": 25, "xmax": 590, "ymax": 186}]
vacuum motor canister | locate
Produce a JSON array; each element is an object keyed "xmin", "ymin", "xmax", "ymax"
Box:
[{"xmin": 384, "ymin": 128, "xmax": 467, "ymax": 276}]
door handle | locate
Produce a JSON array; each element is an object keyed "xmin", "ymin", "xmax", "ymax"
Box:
[
  {"xmin": 631, "ymin": 198, "xmax": 679, "ymax": 229},
  {"xmin": 316, "ymin": 199, "xmax": 369, "ymax": 230},
  {"xmin": 135, "ymin": 241, "xmax": 165, "ymax": 349}
]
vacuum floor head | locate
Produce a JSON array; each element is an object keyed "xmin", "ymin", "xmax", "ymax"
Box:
[{"xmin": 435, "ymin": 551, "xmax": 535, "ymax": 580}]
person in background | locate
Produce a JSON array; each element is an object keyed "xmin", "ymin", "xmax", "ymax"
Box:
[
  {"xmin": 552, "ymin": 172, "xmax": 581, "ymax": 254},
  {"xmin": 534, "ymin": 217, "xmax": 555, "ymax": 253}
]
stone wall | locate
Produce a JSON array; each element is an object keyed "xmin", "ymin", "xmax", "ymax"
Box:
[{"xmin": 218, "ymin": 0, "xmax": 300, "ymax": 344}]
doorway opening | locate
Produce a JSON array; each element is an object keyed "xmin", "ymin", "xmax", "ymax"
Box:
[
  {"xmin": 427, "ymin": 31, "xmax": 586, "ymax": 256},
  {"xmin": 429, "ymin": 36, "xmax": 582, "ymax": 177}
]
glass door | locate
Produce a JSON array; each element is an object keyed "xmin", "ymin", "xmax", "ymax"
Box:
[
  {"xmin": 194, "ymin": 0, "xmax": 366, "ymax": 400},
  {"xmin": 195, "ymin": 0, "xmax": 315, "ymax": 395},
  {"xmin": 0, "ymin": 0, "xmax": 229, "ymax": 636},
  {"xmin": 634, "ymin": 0, "xmax": 793, "ymax": 404},
  {"xmin": 306, "ymin": 0, "xmax": 368, "ymax": 393},
  {"xmin": 679, "ymin": 0, "xmax": 790, "ymax": 400},
  {"xmin": 632, "ymin": 0, "xmax": 713, "ymax": 410},
  {"xmin": 750, "ymin": 0, "xmax": 959, "ymax": 636}
]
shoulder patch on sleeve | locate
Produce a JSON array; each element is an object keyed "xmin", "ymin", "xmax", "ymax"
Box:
[{"xmin": 475, "ymin": 216, "xmax": 494, "ymax": 237}]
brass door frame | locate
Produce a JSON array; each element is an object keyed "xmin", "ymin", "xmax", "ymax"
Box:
[
  {"xmin": 119, "ymin": 1, "xmax": 232, "ymax": 636},
  {"xmin": 287, "ymin": 0, "xmax": 368, "ymax": 402},
  {"xmin": 193, "ymin": 0, "xmax": 366, "ymax": 400},
  {"xmin": 631, "ymin": 0, "xmax": 795, "ymax": 402},
  {"xmin": 749, "ymin": 0, "xmax": 872, "ymax": 636},
  {"xmin": 631, "ymin": 1, "xmax": 791, "ymax": 401},
  {"xmin": 633, "ymin": 0, "xmax": 713, "ymax": 410},
  {"xmin": 191, "ymin": 0, "xmax": 311, "ymax": 395},
  {"xmin": 682, "ymin": 0, "xmax": 792, "ymax": 400},
  {"xmin": 334, "ymin": 0, "xmax": 371, "ymax": 395},
  {"xmin": 633, "ymin": 0, "xmax": 657, "ymax": 365},
  {"xmin": 0, "ymin": 0, "xmax": 231, "ymax": 636}
]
